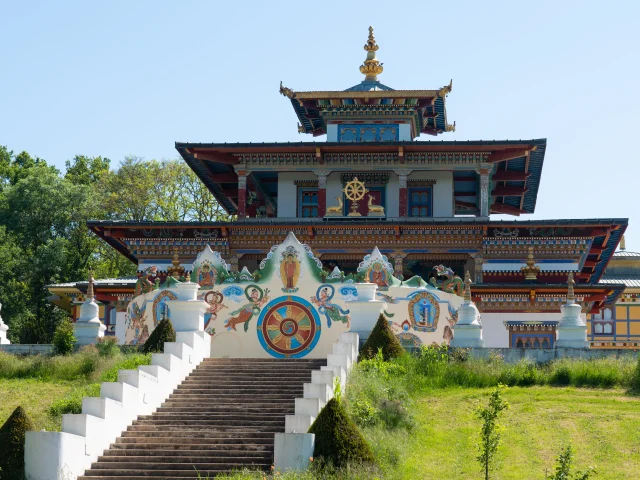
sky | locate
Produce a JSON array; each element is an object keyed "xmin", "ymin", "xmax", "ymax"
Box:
[{"xmin": 1, "ymin": 1, "xmax": 639, "ymax": 248}]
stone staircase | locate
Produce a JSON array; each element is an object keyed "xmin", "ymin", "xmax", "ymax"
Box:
[{"xmin": 79, "ymin": 357, "xmax": 326, "ymax": 479}]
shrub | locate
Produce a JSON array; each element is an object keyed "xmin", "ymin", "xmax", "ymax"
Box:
[
  {"xmin": 350, "ymin": 399, "xmax": 378, "ymax": 428},
  {"xmin": 49, "ymin": 383, "xmax": 101, "ymax": 416},
  {"xmin": 378, "ymin": 398, "xmax": 415, "ymax": 430},
  {"xmin": 309, "ymin": 398, "xmax": 375, "ymax": 468},
  {"xmin": 52, "ymin": 318, "xmax": 76, "ymax": 355},
  {"xmin": 632, "ymin": 355, "xmax": 640, "ymax": 391},
  {"xmin": 0, "ymin": 406, "xmax": 35, "ymax": 477},
  {"xmin": 142, "ymin": 319, "xmax": 176, "ymax": 354},
  {"xmin": 360, "ymin": 314, "xmax": 404, "ymax": 361},
  {"xmin": 359, "ymin": 349, "xmax": 407, "ymax": 379},
  {"xmin": 96, "ymin": 336, "xmax": 120, "ymax": 358},
  {"xmin": 546, "ymin": 444, "xmax": 596, "ymax": 480}
]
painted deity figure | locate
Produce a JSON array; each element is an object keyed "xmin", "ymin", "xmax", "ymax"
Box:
[
  {"xmin": 134, "ymin": 266, "xmax": 157, "ymax": 296},
  {"xmin": 311, "ymin": 286, "xmax": 350, "ymax": 328},
  {"xmin": 128, "ymin": 303, "xmax": 149, "ymax": 345},
  {"xmin": 225, "ymin": 286, "xmax": 270, "ymax": 332},
  {"xmin": 368, "ymin": 262, "xmax": 388, "ymax": 287},
  {"xmin": 203, "ymin": 291, "xmax": 227, "ymax": 334},
  {"xmin": 197, "ymin": 263, "xmax": 216, "ymax": 288},
  {"xmin": 280, "ymin": 253, "xmax": 300, "ymax": 292}
]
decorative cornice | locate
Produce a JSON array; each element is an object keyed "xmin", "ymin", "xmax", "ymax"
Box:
[
  {"xmin": 340, "ymin": 172, "xmax": 388, "ymax": 185},
  {"xmin": 294, "ymin": 180, "xmax": 319, "ymax": 188},
  {"xmin": 520, "ymin": 246, "xmax": 541, "ymax": 281},
  {"xmin": 407, "ymin": 179, "xmax": 437, "ymax": 187}
]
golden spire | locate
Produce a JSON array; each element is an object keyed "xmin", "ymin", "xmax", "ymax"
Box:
[
  {"xmin": 87, "ymin": 270, "xmax": 94, "ymax": 299},
  {"xmin": 567, "ymin": 272, "xmax": 575, "ymax": 304},
  {"xmin": 167, "ymin": 248, "xmax": 185, "ymax": 279},
  {"xmin": 463, "ymin": 270, "xmax": 472, "ymax": 303},
  {"xmin": 621, "ymin": 235, "xmax": 626, "ymax": 251},
  {"xmin": 520, "ymin": 246, "xmax": 541, "ymax": 281},
  {"xmin": 359, "ymin": 26, "xmax": 383, "ymax": 81}
]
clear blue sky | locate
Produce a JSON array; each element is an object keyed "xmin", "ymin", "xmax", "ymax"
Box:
[{"xmin": 1, "ymin": 1, "xmax": 639, "ymax": 249}]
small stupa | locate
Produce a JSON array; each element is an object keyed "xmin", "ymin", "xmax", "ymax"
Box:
[
  {"xmin": 555, "ymin": 272, "xmax": 588, "ymax": 349},
  {"xmin": 450, "ymin": 271, "xmax": 485, "ymax": 348},
  {"xmin": 74, "ymin": 271, "xmax": 106, "ymax": 345},
  {"xmin": 0, "ymin": 302, "xmax": 10, "ymax": 345}
]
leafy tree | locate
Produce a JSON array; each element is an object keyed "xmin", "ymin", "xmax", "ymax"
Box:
[
  {"xmin": 53, "ymin": 318, "xmax": 76, "ymax": 355},
  {"xmin": 477, "ymin": 384, "xmax": 509, "ymax": 480},
  {"xmin": 65, "ymin": 154, "xmax": 110, "ymax": 185}
]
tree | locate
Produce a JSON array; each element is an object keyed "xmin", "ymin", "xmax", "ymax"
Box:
[
  {"xmin": 546, "ymin": 445, "xmax": 596, "ymax": 480},
  {"xmin": 52, "ymin": 318, "xmax": 76, "ymax": 355},
  {"xmin": 64, "ymin": 155, "xmax": 111, "ymax": 185},
  {"xmin": 476, "ymin": 384, "xmax": 509, "ymax": 480}
]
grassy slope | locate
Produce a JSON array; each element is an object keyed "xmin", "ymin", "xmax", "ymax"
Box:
[
  {"xmin": 364, "ymin": 387, "xmax": 640, "ymax": 480},
  {"xmin": 0, "ymin": 379, "xmax": 82, "ymax": 431}
]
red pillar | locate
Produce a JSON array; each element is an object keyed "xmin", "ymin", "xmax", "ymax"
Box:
[
  {"xmin": 237, "ymin": 174, "xmax": 247, "ymax": 218},
  {"xmin": 396, "ymin": 170, "xmax": 411, "ymax": 217},
  {"xmin": 399, "ymin": 186, "xmax": 408, "ymax": 217},
  {"xmin": 315, "ymin": 171, "xmax": 328, "ymax": 217}
]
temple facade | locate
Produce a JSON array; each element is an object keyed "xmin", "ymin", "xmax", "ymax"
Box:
[{"xmin": 47, "ymin": 27, "xmax": 628, "ymax": 352}]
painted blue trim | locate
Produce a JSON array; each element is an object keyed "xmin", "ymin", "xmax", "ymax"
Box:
[
  {"xmin": 337, "ymin": 124, "xmax": 400, "ymax": 142},
  {"xmin": 298, "ymin": 187, "xmax": 319, "ymax": 218},
  {"xmin": 408, "ymin": 186, "xmax": 433, "ymax": 218}
]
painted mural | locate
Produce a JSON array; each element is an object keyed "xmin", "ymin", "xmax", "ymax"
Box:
[{"xmin": 123, "ymin": 232, "xmax": 466, "ymax": 357}]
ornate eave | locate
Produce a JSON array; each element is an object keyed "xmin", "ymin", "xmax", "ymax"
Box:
[{"xmin": 177, "ymin": 139, "xmax": 546, "ymax": 217}]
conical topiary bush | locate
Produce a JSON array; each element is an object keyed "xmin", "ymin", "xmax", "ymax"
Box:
[
  {"xmin": 142, "ymin": 318, "xmax": 176, "ymax": 353},
  {"xmin": 0, "ymin": 406, "xmax": 35, "ymax": 477},
  {"xmin": 360, "ymin": 313, "xmax": 405, "ymax": 361},
  {"xmin": 308, "ymin": 398, "xmax": 374, "ymax": 467}
]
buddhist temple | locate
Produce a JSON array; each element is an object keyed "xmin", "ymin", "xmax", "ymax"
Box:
[{"xmin": 47, "ymin": 27, "xmax": 629, "ymax": 351}]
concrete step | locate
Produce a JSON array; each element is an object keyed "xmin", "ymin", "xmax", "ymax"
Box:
[
  {"xmin": 131, "ymin": 419, "xmax": 284, "ymax": 427},
  {"xmin": 102, "ymin": 449, "xmax": 271, "ymax": 458},
  {"xmin": 108, "ymin": 443, "xmax": 273, "ymax": 452},
  {"xmin": 116, "ymin": 435, "xmax": 274, "ymax": 445}
]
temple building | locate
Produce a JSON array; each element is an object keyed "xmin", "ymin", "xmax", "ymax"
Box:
[{"xmin": 47, "ymin": 27, "xmax": 628, "ymax": 350}]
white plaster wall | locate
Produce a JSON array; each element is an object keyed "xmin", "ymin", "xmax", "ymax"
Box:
[
  {"xmin": 479, "ymin": 312, "xmax": 583, "ymax": 348},
  {"xmin": 277, "ymin": 172, "xmax": 317, "ymax": 218},
  {"xmin": 386, "ymin": 174, "xmax": 399, "ymax": 217},
  {"xmin": 115, "ymin": 312, "xmax": 127, "ymax": 345},
  {"xmin": 327, "ymin": 124, "xmax": 338, "ymax": 142},
  {"xmin": 399, "ymin": 124, "xmax": 411, "ymax": 141},
  {"xmin": 326, "ymin": 172, "xmax": 343, "ymax": 209},
  {"xmin": 409, "ymin": 171, "xmax": 453, "ymax": 217}
]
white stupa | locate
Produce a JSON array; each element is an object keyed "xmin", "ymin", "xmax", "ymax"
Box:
[
  {"xmin": 0, "ymin": 302, "xmax": 10, "ymax": 345},
  {"xmin": 74, "ymin": 272, "xmax": 106, "ymax": 345},
  {"xmin": 555, "ymin": 272, "xmax": 588, "ymax": 349},
  {"xmin": 450, "ymin": 271, "xmax": 485, "ymax": 348}
]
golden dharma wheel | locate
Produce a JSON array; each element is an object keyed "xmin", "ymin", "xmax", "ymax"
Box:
[{"xmin": 343, "ymin": 177, "xmax": 368, "ymax": 201}]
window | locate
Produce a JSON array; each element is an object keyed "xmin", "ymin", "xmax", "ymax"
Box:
[
  {"xmin": 337, "ymin": 124, "xmax": 399, "ymax": 142},
  {"xmin": 409, "ymin": 187, "xmax": 432, "ymax": 217},
  {"xmin": 298, "ymin": 188, "xmax": 319, "ymax": 217}
]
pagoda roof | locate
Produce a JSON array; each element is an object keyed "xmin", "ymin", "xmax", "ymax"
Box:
[
  {"xmin": 176, "ymin": 138, "xmax": 546, "ymax": 217},
  {"xmin": 599, "ymin": 275, "xmax": 640, "ymax": 288},
  {"xmin": 280, "ymin": 81, "xmax": 453, "ymax": 137}
]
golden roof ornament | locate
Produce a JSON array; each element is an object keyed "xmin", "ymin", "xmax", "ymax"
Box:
[
  {"xmin": 359, "ymin": 26, "xmax": 384, "ymax": 81},
  {"xmin": 167, "ymin": 248, "xmax": 185, "ymax": 279},
  {"xmin": 520, "ymin": 246, "xmax": 541, "ymax": 281},
  {"xmin": 566, "ymin": 272, "xmax": 575, "ymax": 304},
  {"xmin": 463, "ymin": 270, "xmax": 472, "ymax": 303},
  {"xmin": 87, "ymin": 270, "xmax": 95, "ymax": 299},
  {"xmin": 620, "ymin": 235, "xmax": 626, "ymax": 251}
]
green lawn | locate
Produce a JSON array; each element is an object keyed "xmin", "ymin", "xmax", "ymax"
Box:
[
  {"xmin": 0, "ymin": 378, "xmax": 84, "ymax": 431},
  {"xmin": 366, "ymin": 386, "xmax": 640, "ymax": 480}
]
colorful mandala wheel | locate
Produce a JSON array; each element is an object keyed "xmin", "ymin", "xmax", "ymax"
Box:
[{"xmin": 257, "ymin": 296, "xmax": 321, "ymax": 359}]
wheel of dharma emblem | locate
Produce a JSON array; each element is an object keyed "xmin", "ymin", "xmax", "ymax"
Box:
[
  {"xmin": 342, "ymin": 176, "xmax": 368, "ymax": 217},
  {"xmin": 257, "ymin": 296, "xmax": 321, "ymax": 358}
]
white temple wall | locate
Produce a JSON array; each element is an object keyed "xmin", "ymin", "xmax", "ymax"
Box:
[
  {"xmin": 480, "ymin": 312, "xmax": 580, "ymax": 348},
  {"xmin": 325, "ymin": 172, "xmax": 343, "ymax": 210},
  {"xmin": 398, "ymin": 124, "xmax": 411, "ymax": 141},
  {"xmin": 386, "ymin": 174, "xmax": 400, "ymax": 217},
  {"xmin": 326, "ymin": 124, "xmax": 338, "ymax": 142},
  {"xmin": 408, "ymin": 171, "xmax": 454, "ymax": 217}
]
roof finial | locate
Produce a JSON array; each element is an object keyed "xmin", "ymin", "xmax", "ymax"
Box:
[
  {"xmin": 167, "ymin": 247, "xmax": 185, "ymax": 279},
  {"xmin": 620, "ymin": 235, "xmax": 626, "ymax": 251},
  {"xmin": 566, "ymin": 272, "xmax": 575, "ymax": 304},
  {"xmin": 87, "ymin": 270, "xmax": 95, "ymax": 299},
  {"xmin": 521, "ymin": 246, "xmax": 541, "ymax": 281},
  {"xmin": 463, "ymin": 270, "xmax": 472, "ymax": 303},
  {"xmin": 359, "ymin": 26, "xmax": 383, "ymax": 81}
]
